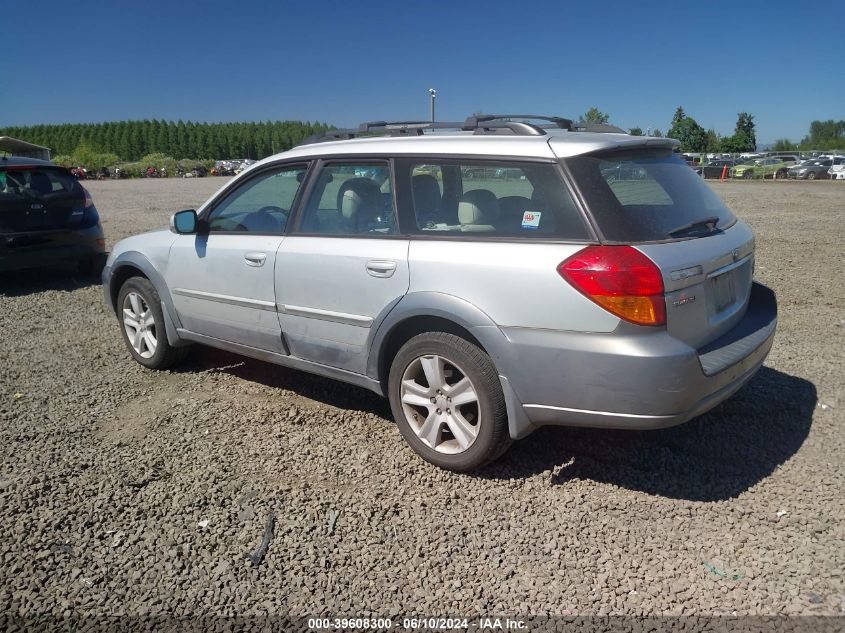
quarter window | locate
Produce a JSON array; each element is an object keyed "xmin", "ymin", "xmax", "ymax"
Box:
[
  {"xmin": 406, "ymin": 160, "xmax": 590, "ymax": 239},
  {"xmin": 206, "ymin": 165, "xmax": 307, "ymax": 233},
  {"xmin": 298, "ymin": 163, "xmax": 396, "ymax": 235}
]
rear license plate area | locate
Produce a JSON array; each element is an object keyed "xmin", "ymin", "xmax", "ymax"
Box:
[{"xmin": 711, "ymin": 271, "xmax": 736, "ymax": 313}]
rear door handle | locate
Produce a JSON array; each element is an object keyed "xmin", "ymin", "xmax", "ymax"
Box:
[
  {"xmin": 366, "ymin": 260, "xmax": 397, "ymax": 278},
  {"xmin": 244, "ymin": 252, "xmax": 267, "ymax": 267}
]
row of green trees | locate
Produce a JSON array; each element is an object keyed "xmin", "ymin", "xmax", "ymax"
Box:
[
  {"xmin": 665, "ymin": 107, "xmax": 757, "ymax": 154},
  {"xmin": 583, "ymin": 106, "xmax": 844, "ymax": 153},
  {"xmin": 0, "ymin": 119, "xmax": 332, "ymax": 162},
  {"xmin": 770, "ymin": 120, "xmax": 845, "ymax": 151}
]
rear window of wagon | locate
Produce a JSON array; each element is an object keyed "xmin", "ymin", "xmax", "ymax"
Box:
[{"xmin": 565, "ymin": 149, "xmax": 737, "ymax": 242}]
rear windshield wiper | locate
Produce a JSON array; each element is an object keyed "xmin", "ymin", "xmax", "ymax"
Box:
[{"xmin": 667, "ymin": 215, "xmax": 720, "ymax": 238}]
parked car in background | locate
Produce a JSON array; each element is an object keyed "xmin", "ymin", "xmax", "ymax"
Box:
[
  {"xmin": 731, "ymin": 158, "xmax": 789, "ymax": 179},
  {"xmin": 768, "ymin": 153, "xmax": 800, "ymax": 166},
  {"xmin": 829, "ymin": 163, "xmax": 845, "ymax": 180},
  {"xmin": 788, "ymin": 157, "xmax": 840, "ymax": 180},
  {"xmin": 103, "ymin": 113, "xmax": 777, "ymax": 471},
  {"xmin": 695, "ymin": 159, "xmax": 738, "ymax": 179},
  {"xmin": 0, "ymin": 156, "xmax": 106, "ymax": 274}
]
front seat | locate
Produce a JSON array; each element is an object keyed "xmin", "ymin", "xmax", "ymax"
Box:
[
  {"xmin": 458, "ymin": 189, "xmax": 499, "ymax": 232},
  {"xmin": 337, "ymin": 177, "xmax": 386, "ymax": 233}
]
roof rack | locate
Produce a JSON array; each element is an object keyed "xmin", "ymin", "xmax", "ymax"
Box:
[{"xmin": 298, "ymin": 113, "xmax": 622, "ymax": 145}]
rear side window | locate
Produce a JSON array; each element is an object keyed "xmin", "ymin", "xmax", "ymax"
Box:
[
  {"xmin": 565, "ymin": 149, "xmax": 736, "ymax": 242},
  {"xmin": 404, "ymin": 160, "xmax": 590, "ymax": 239}
]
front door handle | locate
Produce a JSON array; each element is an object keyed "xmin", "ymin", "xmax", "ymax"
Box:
[
  {"xmin": 244, "ymin": 252, "xmax": 267, "ymax": 267},
  {"xmin": 366, "ymin": 260, "xmax": 397, "ymax": 278}
]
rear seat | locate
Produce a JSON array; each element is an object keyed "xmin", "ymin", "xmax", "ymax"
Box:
[{"xmin": 458, "ymin": 189, "xmax": 499, "ymax": 232}]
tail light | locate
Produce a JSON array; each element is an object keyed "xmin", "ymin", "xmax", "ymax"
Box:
[
  {"xmin": 557, "ymin": 245, "xmax": 666, "ymax": 326},
  {"xmin": 79, "ymin": 187, "xmax": 100, "ymax": 228}
]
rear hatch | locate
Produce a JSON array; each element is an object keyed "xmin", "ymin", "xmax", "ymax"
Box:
[
  {"xmin": 560, "ymin": 144, "xmax": 754, "ymax": 348},
  {"xmin": 0, "ymin": 166, "xmax": 86, "ymax": 232}
]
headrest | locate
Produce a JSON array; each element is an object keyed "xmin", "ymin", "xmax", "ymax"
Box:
[
  {"xmin": 337, "ymin": 178, "xmax": 382, "ymax": 220},
  {"xmin": 412, "ymin": 174, "xmax": 441, "ymax": 214},
  {"xmin": 458, "ymin": 189, "xmax": 499, "ymax": 225}
]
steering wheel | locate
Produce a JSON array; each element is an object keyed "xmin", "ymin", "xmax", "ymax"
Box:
[{"xmin": 255, "ymin": 205, "xmax": 287, "ymax": 219}]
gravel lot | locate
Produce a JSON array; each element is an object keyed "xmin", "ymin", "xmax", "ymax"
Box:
[{"xmin": 1, "ymin": 178, "xmax": 843, "ymax": 626}]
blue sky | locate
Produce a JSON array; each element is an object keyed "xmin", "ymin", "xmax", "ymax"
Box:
[{"xmin": 2, "ymin": 0, "xmax": 842, "ymax": 143}]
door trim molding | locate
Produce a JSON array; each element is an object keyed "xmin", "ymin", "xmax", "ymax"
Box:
[
  {"xmin": 278, "ymin": 303, "xmax": 374, "ymax": 328},
  {"xmin": 172, "ymin": 287, "xmax": 277, "ymax": 312}
]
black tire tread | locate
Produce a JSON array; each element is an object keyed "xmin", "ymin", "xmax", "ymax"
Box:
[
  {"xmin": 118, "ymin": 276, "xmax": 189, "ymax": 370},
  {"xmin": 388, "ymin": 331, "xmax": 512, "ymax": 471}
]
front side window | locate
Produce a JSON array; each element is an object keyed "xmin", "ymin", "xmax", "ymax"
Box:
[
  {"xmin": 298, "ymin": 162, "xmax": 396, "ymax": 235},
  {"xmin": 565, "ymin": 149, "xmax": 737, "ymax": 242},
  {"xmin": 206, "ymin": 164, "xmax": 307, "ymax": 233},
  {"xmin": 406, "ymin": 160, "xmax": 590, "ymax": 239}
]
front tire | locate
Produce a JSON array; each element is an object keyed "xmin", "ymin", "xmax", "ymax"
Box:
[
  {"xmin": 807, "ymin": 171, "xmax": 817, "ymax": 180},
  {"xmin": 388, "ymin": 332, "xmax": 511, "ymax": 471},
  {"xmin": 117, "ymin": 276, "xmax": 189, "ymax": 370},
  {"xmin": 743, "ymin": 170, "xmax": 754, "ymax": 179}
]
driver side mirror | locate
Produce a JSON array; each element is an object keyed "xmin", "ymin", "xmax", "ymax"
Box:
[{"xmin": 170, "ymin": 209, "xmax": 198, "ymax": 234}]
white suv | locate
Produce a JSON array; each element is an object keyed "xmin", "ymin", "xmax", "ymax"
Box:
[{"xmin": 103, "ymin": 115, "xmax": 777, "ymax": 471}]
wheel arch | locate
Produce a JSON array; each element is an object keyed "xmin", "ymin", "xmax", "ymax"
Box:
[
  {"xmin": 107, "ymin": 251, "xmax": 184, "ymax": 346},
  {"xmin": 367, "ymin": 292, "xmax": 535, "ymax": 440}
]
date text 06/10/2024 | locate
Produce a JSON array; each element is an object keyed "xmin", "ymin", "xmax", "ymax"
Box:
[{"xmin": 307, "ymin": 617, "xmax": 527, "ymax": 630}]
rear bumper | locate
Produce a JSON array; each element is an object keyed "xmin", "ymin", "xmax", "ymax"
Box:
[
  {"xmin": 0, "ymin": 225, "xmax": 105, "ymax": 273},
  {"xmin": 500, "ymin": 283, "xmax": 777, "ymax": 437}
]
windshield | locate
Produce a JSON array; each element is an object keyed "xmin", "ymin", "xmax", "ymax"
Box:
[{"xmin": 565, "ymin": 148, "xmax": 736, "ymax": 242}]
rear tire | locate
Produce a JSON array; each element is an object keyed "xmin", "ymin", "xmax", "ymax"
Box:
[
  {"xmin": 388, "ymin": 332, "xmax": 511, "ymax": 471},
  {"xmin": 117, "ymin": 276, "xmax": 189, "ymax": 370}
]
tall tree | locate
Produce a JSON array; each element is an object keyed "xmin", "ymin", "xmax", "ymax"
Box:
[
  {"xmin": 667, "ymin": 109, "xmax": 707, "ymax": 152},
  {"xmin": 581, "ymin": 107, "xmax": 610, "ymax": 124},
  {"xmin": 733, "ymin": 112, "xmax": 756, "ymax": 152}
]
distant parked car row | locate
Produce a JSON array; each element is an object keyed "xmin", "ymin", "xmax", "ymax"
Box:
[{"xmin": 690, "ymin": 152, "xmax": 845, "ymax": 180}]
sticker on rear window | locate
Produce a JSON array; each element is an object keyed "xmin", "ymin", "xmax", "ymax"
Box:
[{"xmin": 521, "ymin": 211, "xmax": 541, "ymax": 229}]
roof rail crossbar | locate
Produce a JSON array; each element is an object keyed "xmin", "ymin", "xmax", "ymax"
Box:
[
  {"xmin": 300, "ymin": 121, "xmax": 468, "ymax": 144},
  {"xmin": 358, "ymin": 120, "xmax": 465, "ymax": 133},
  {"xmin": 469, "ymin": 121, "xmax": 547, "ymax": 136},
  {"xmin": 571, "ymin": 121, "xmax": 627, "ymax": 134},
  {"xmin": 465, "ymin": 114, "xmax": 574, "ymax": 131}
]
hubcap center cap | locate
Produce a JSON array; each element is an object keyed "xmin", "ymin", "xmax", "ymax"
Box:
[{"xmin": 435, "ymin": 395, "xmax": 448, "ymax": 410}]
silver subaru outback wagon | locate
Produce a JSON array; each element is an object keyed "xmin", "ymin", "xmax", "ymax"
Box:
[{"xmin": 103, "ymin": 115, "xmax": 777, "ymax": 471}]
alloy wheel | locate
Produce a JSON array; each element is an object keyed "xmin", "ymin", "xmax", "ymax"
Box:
[
  {"xmin": 122, "ymin": 292, "xmax": 157, "ymax": 359},
  {"xmin": 399, "ymin": 354, "xmax": 481, "ymax": 454}
]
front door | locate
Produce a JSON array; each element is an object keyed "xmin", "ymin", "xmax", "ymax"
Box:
[
  {"xmin": 276, "ymin": 160, "xmax": 409, "ymax": 374},
  {"xmin": 165, "ymin": 163, "xmax": 309, "ymax": 352}
]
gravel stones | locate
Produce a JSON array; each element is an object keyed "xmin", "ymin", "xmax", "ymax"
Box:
[{"xmin": 0, "ymin": 179, "xmax": 843, "ymax": 621}]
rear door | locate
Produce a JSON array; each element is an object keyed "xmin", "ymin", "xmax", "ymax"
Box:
[
  {"xmin": 561, "ymin": 146, "xmax": 754, "ymax": 348},
  {"xmin": 275, "ymin": 160, "xmax": 409, "ymax": 374},
  {"xmin": 165, "ymin": 163, "xmax": 308, "ymax": 352},
  {"xmin": 0, "ymin": 166, "xmax": 85, "ymax": 232}
]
